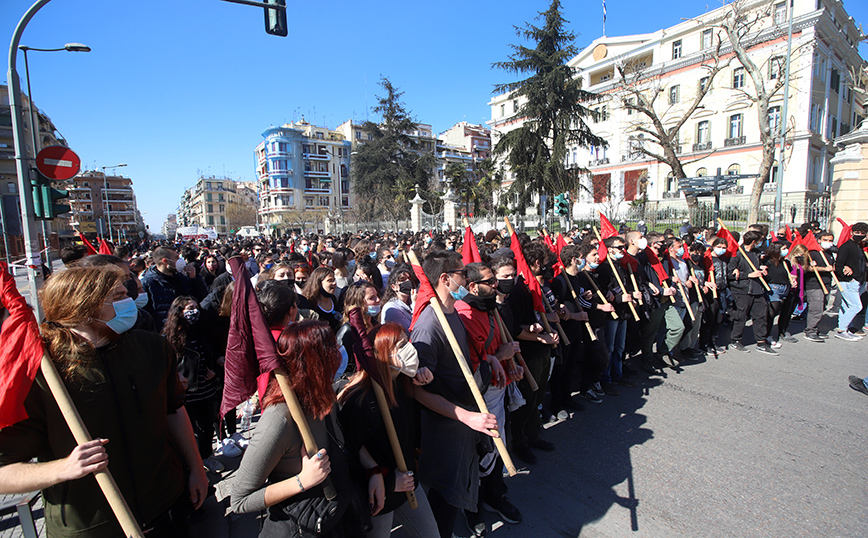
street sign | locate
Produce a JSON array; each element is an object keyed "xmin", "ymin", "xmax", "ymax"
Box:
[{"xmin": 36, "ymin": 146, "xmax": 81, "ymax": 181}]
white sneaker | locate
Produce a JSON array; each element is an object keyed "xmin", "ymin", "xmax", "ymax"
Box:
[
  {"xmin": 203, "ymin": 456, "xmax": 225, "ymax": 473},
  {"xmin": 219, "ymin": 438, "xmax": 243, "ymax": 458},
  {"xmin": 770, "ymin": 340, "xmax": 782, "ymax": 349},
  {"xmin": 230, "ymin": 432, "xmax": 249, "ymax": 450}
]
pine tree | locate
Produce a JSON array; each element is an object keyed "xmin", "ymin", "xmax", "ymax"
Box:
[{"xmin": 492, "ymin": 0, "xmax": 605, "ymax": 212}]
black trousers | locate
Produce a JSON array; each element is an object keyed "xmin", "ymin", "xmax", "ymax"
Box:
[
  {"xmin": 511, "ymin": 353, "xmax": 549, "ymax": 449},
  {"xmin": 699, "ymin": 296, "xmax": 721, "ymax": 348},
  {"xmin": 730, "ymin": 293, "xmax": 768, "ymax": 344},
  {"xmin": 185, "ymin": 397, "xmax": 217, "ymax": 460}
]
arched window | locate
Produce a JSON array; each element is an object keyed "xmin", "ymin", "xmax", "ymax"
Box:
[
  {"xmin": 696, "ymin": 168, "xmax": 707, "ymax": 177},
  {"xmin": 666, "ymin": 172, "xmax": 676, "ymax": 192},
  {"xmin": 727, "ymin": 164, "xmax": 740, "ymax": 175}
]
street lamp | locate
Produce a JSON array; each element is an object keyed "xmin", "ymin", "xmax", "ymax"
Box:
[
  {"xmin": 102, "ymin": 164, "xmax": 127, "ymax": 242},
  {"xmin": 18, "ymin": 42, "xmax": 91, "ymax": 269}
]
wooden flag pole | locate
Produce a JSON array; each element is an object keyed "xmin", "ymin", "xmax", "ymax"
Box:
[
  {"xmin": 708, "ymin": 263, "xmax": 719, "ymax": 299},
  {"xmin": 584, "ymin": 268, "xmax": 619, "ymax": 320},
  {"xmin": 716, "ymin": 219, "xmax": 770, "ymax": 291},
  {"xmin": 560, "ymin": 268, "xmax": 598, "ymax": 341},
  {"xmin": 493, "ymin": 309, "xmax": 539, "ymax": 392},
  {"xmin": 371, "ymin": 381, "xmax": 418, "ymax": 509},
  {"xmin": 274, "ymin": 370, "xmax": 337, "ymax": 499},
  {"xmin": 689, "ymin": 267, "xmax": 704, "ymax": 304},
  {"xmin": 592, "ymin": 226, "xmax": 640, "ymax": 322},
  {"xmin": 502, "ymin": 217, "xmax": 569, "ymax": 344},
  {"xmin": 39, "ymin": 355, "xmax": 145, "ymax": 538},
  {"xmin": 818, "ymin": 251, "xmax": 843, "ymax": 292},
  {"xmin": 626, "ymin": 264, "xmax": 644, "ymax": 306},
  {"xmin": 406, "ymin": 249, "xmax": 517, "ymax": 476}
]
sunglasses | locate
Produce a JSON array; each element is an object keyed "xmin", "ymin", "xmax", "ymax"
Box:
[
  {"xmin": 471, "ymin": 277, "xmax": 498, "ymax": 287},
  {"xmin": 446, "ymin": 269, "xmax": 467, "ymax": 278}
]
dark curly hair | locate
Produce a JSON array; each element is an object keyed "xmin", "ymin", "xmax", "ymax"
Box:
[{"xmin": 161, "ymin": 295, "xmax": 198, "ymax": 354}]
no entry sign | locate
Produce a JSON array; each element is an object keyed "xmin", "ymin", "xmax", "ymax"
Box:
[{"xmin": 36, "ymin": 145, "xmax": 81, "ymax": 181}]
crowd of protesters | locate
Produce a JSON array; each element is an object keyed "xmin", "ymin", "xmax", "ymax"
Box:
[{"xmin": 0, "ymin": 217, "xmax": 867, "ymax": 538}]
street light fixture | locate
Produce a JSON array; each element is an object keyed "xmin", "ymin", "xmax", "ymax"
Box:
[
  {"xmin": 17, "ymin": 42, "xmax": 91, "ymax": 272},
  {"xmin": 102, "ymin": 163, "xmax": 127, "ymax": 242}
]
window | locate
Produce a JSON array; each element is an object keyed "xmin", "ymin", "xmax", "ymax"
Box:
[
  {"xmin": 278, "ymin": 142, "xmax": 288, "ymax": 153},
  {"xmin": 625, "ymin": 97, "xmax": 635, "ymax": 115},
  {"xmin": 769, "ymin": 56, "xmax": 785, "ymax": 80},
  {"xmin": 500, "ymin": 104, "xmax": 505, "ymax": 117},
  {"xmin": 727, "ymin": 164, "xmax": 740, "ymax": 175},
  {"xmin": 830, "ymin": 69, "xmax": 840, "ymax": 93},
  {"xmin": 207, "ymin": 203, "xmax": 213, "ymax": 213},
  {"xmin": 207, "ymin": 216, "xmax": 215, "ymax": 225},
  {"xmin": 340, "ymin": 164, "xmax": 348, "ymax": 178},
  {"xmin": 305, "ymin": 197, "xmax": 314, "ymax": 207},
  {"xmin": 342, "ymin": 196, "xmax": 349, "ymax": 207},
  {"xmin": 701, "ymin": 29, "xmax": 713, "ymax": 50},
  {"xmin": 666, "ymin": 172, "xmax": 677, "ymax": 192},
  {"xmin": 669, "ymin": 85, "xmax": 680, "ymax": 104},
  {"xmin": 697, "ymin": 121, "xmax": 710, "ymax": 143},
  {"xmin": 733, "ymin": 68, "xmax": 745, "ymax": 89},
  {"xmin": 220, "ymin": 216, "xmax": 226, "ymax": 225},
  {"xmin": 672, "ymin": 40, "xmax": 682, "ymax": 60},
  {"xmin": 341, "ymin": 180, "xmax": 349, "ymax": 193},
  {"xmin": 729, "ymin": 114, "xmax": 743, "ymax": 138},
  {"xmin": 773, "ymin": 2, "xmax": 787, "ymax": 24},
  {"xmin": 696, "ymin": 168, "xmax": 707, "ymax": 177},
  {"xmin": 699, "ymin": 76, "xmax": 709, "ymax": 92},
  {"xmin": 513, "ymin": 99, "xmax": 519, "ymax": 113},
  {"xmin": 355, "ymin": 131, "xmax": 362, "ymax": 140},
  {"xmin": 599, "ymin": 73, "xmax": 612, "ymax": 82},
  {"xmin": 768, "ymin": 106, "xmax": 781, "ymax": 132},
  {"xmin": 206, "ymin": 193, "xmax": 212, "ymax": 202}
]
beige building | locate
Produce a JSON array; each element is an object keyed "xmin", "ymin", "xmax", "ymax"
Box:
[
  {"xmin": 68, "ymin": 171, "xmax": 139, "ymax": 240},
  {"xmin": 177, "ymin": 176, "xmax": 255, "ymax": 237},
  {"xmin": 488, "ymin": 0, "xmax": 866, "ymax": 223}
]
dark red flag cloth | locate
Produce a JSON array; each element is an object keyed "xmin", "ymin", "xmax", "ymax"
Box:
[
  {"xmin": 644, "ymin": 247, "xmax": 670, "ymax": 284},
  {"xmin": 542, "ymin": 233, "xmax": 555, "ymax": 251},
  {"xmin": 716, "ymin": 227, "xmax": 739, "ymax": 258},
  {"xmin": 801, "ymin": 230, "xmax": 822, "ymax": 252},
  {"xmin": 510, "ymin": 233, "xmax": 544, "ymax": 312},
  {"xmin": 785, "ymin": 225, "xmax": 793, "ymax": 242},
  {"xmin": 597, "ymin": 212, "xmax": 617, "ymax": 260},
  {"xmin": 409, "ymin": 260, "xmax": 437, "ymax": 331},
  {"xmin": 837, "ymin": 218, "xmax": 852, "ymax": 248},
  {"xmin": 702, "ymin": 249, "xmax": 714, "ymax": 273},
  {"xmin": 98, "ymin": 239, "xmax": 112, "ymax": 255},
  {"xmin": 555, "ymin": 234, "xmax": 568, "ymax": 256},
  {"xmin": 220, "ymin": 257, "xmax": 283, "ymax": 419},
  {"xmin": 551, "ymin": 233, "xmax": 568, "ymax": 277},
  {"xmin": 0, "ymin": 262, "xmax": 44, "ymax": 428},
  {"xmin": 78, "ymin": 232, "xmax": 98, "ymax": 255},
  {"xmin": 620, "ymin": 251, "xmax": 639, "ymax": 272},
  {"xmin": 347, "ymin": 308, "xmax": 389, "ymax": 390},
  {"xmin": 461, "ymin": 226, "xmax": 481, "ymax": 265}
]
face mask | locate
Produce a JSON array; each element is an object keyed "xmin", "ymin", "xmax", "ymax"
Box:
[
  {"xmin": 690, "ymin": 254, "xmax": 702, "ymax": 263},
  {"xmin": 675, "ymin": 247, "xmax": 684, "ymax": 258},
  {"xmin": 425, "ymin": 237, "xmax": 432, "ymax": 244},
  {"xmin": 384, "ymin": 259, "xmax": 396, "ymax": 269},
  {"xmin": 496, "ymin": 278, "xmax": 515, "ymax": 295},
  {"xmin": 175, "ymin": 258, "xmax": 187, "ymax": 273},
  {"xmin": 636, "ymin": 238, "xmax": 648, "ymax": 250},
  {"xmin": 588, "ymin": 262, "xmax": 600, "ymax": 270},
  {"xmin": 854, "ymin": 235, "xmax": 866, "ymax": 244},
  {"xmin": 99, "ymin": 297, "xmax": 137, "ymax": 335},
  {"xmin": 183, "ymin": 308, "xmax": 200, "ymax": 324},
  {"xmin": 393, "ymin": 342, "xmax": 419, "ymax": 377},
  {"xmin": 611, "ymin": 251, "xmax": 624, "ymax": 260},
  {"xmin": 819, "ymin": 241, "xmax": 833, "ymax": 250},
  {"xmin": 398, "ymin": 281, "xmax": 414, "ymax": 295},
  {"xmin": 134, "ymin": 293, "xmax": 149, "ymax": 309},
  {"xmin": 301, "ymin": 245, "xmax": 310, "ymax": 253},
  {"xmin": 713, "ymin": 247, "xmax": 727, "ymax": 257},
  {"xmin": 366, "ymin": 304, "xmax": 381, "ymax": 317},
  {"xmin": 448, "ymin": 275, "xmax": 470, "ymax": 301},
  {"xmin": 781, "ymin": 248, "xmax": 789, "ymax": 257},
  {"xmin": 265, "ymin": 263, "xmax": 274, "ymax": 270},
  {"xmin": 446, "ymin": 245, "xmax": 454, "ymax": 250},
  {"xmin": 369, "ymin": 252, "xmax": 377, "ymax": 259},
  {"xmin": 347, "ymin": 260, "xmax": 357, "ymax": 273}
]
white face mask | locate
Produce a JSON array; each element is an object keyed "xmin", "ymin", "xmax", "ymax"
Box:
[
  {"xmin": 175, "ymin": 258, "xmax": 187, "ymax": 273},
  {"xmin": 636, "ymin": 238, "xmax": 648, "ymax": 251},
  {"xmin": 820, "ymin": 241, "xmax": 833, "ymax": 250},
  {"xmin": 391, "ymin": 342, "xmax": 419, "ymax": 377}
]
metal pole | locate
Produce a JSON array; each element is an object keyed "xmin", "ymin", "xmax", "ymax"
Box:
[
  {"xmin": 102, "ymin": 169, "xmax": 111, "ymax": 242},
  {"xmin": 8, "ymin": 0, "xmax": 53, "ymax": 317},
  {"xmin": 773, "ymin": 0, "xmax": 795, "ymax": 233}
]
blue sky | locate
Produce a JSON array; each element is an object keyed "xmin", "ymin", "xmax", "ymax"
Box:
[{"xmin": 3, "ymin": 0, "xmax": 867, "ymax": 233}]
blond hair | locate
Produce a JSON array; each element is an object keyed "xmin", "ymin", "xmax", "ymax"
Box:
[{"xmin": 39, "ymin": 265, "xmax": 125, "ymax": 382}]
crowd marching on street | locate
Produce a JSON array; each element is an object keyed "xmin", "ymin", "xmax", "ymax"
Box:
[{"xmin": 1, "ymin": 215, "xmax": 867, "ymax": 538}]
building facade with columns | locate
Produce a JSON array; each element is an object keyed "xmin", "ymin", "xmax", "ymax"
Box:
[{"xmin": 488, "ymin": 0, "xmax": 866, "ymax": 223}]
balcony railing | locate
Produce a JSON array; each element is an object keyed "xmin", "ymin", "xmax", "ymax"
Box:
[
  {"xmin": 590, "ymin": 158, "xmax": 610, "ymax": 166},
  {"xmin": 724, "ymin": 136, "xmax": 746, "ymax": 147},
  {"xmin": 662, "ymin": 190, "xmax": 681, "ymax": 199},
  {"xmin": 304, "ymin": 170, "xmax": 330, "ymax": 178},
  {"xmin": 693, "ymin": 141, "xmax": 712, "ymax": 152},
  {"xmin": 303, "ymin": 153, "xmax": 330, "ymax": 161},
  {"xmin": 304, "ymin": 187, "xmax": 332, "ymax": 194}
]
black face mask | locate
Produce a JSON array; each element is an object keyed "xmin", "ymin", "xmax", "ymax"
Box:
[
  {"xmin": 497, "ymin": 278, "xmax": 515, "ymax": 295},
  {"xmin": 690, "ymin": 254, "xmax": 702, "ymax": 264},
  {"xmin": 853, "ymin": 235, "xmax": 866, "ymax": 244},
  {"xmin": 462, "ymin": 293, "xmax": 497, "ymax": 312},
  {"xmin": 398, "ymin": 280, "xmax": 414, "ymax": 295}
]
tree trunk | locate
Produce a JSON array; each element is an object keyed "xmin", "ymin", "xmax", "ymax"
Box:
[{"xmin": 747, "ymin": 146, "xmax": 775, "ymax": 227}]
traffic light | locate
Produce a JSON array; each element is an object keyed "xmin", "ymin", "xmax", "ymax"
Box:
[
  {"xmin": 556, "ymin": 193, "xmax": 570, "ymax": 216},
  {"xmin": 31, "ymin": 171, "xmax": 70, "ymax": 220},
  {"xmin": 264, "ymin": 0, "xmax": 288, "ymax": 37}
]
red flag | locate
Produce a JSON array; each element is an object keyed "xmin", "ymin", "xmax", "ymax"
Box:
[
  {"xmin": 98, "ymin": 239, "xmax": 112, "ymax": 255},
  {"xmin": 542, "ymin": 233, "xmax": 555, "ymax": 251},
  {"xmin": 801, "ymin": 230, "xmax": 821, "ymax": 252},
  {"xmin": 620, "ymin": 251, "xmax": 639, "ymax": 272},
  {"xmin": 0, "ymin": 262, "xmax": 44, "ymax": 428},
  {"xmin": 510, "ymin": 233, "xmax": 544, "ymax": 312},
  {"xmin": 552, "ymin": 234, "xmax": 568, "ymax": 277},
  {"xmin": 461, "ymin": 226, "xmax": 481, "ymax": 265},
  {"xmin": 784, "ymin": 225, "xmax": 793, "ymax": 242},
  {"xmin": 702, "ymin": 249, "xmax": 714, "ymax": 273},
  {"xmin": 220, "ymin": 257, "xmax": 284, "ymax": 419},
  {"xmin": 644, "ymin": 247, "xmax": 670, "ymax": 284},
  {"xmin": 78, "ymin": 232, "xmax": 98, "ymax": 255},
  {"xmin": 837, "ymin": 218, "xmax": 852, "ymax": 248},
  {"xmin": 598, "ymin": 212, "xmax": 617, "ymax": 260},
  {"xmin": 555, "ymin": 234, "xmax": 568, "ymax": 257},
  {"xmin": 716, "ymin": 227, "xmax": 739, "ymax": 258},
  {"xmin": 410, "ymin": 261, "xmax": 437, "ymax": 330}
]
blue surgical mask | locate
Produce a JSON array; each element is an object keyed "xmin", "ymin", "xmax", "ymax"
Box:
[
  {"xmin": 100, "ymin": 297, "xmax": 138, "ymax": 334},
  {"xmin": 781, "ymin": 248, "xmax": 789, "ymax": 257},
  {"xmin": 134, "ymin": 293, "xmax": 148, "ymax": 309},
  {"xmin": 576, "ymin": 258, "xmax": 586, "ymax": 270},
  {"xmin": 366, "ymin": 304, "xmax": 381, "ymax": 317},
  {"xmin": 347, "ymin": 260, "xmax": 357, "ymax": 273},
  {"xmin": 676, "ymin": 247, "xmax": 685, "ymax": 258},
  {"xmin": 369, "ymin": 252, "xmax": 377, "ymax": 259},
  {"xmin": 448, "ymin": 275, "xmax": 469, "ymax": 301},
  {"xmin": 713, "ymin": 247, "xmax": 727, "ymax": 257},
  {"xmin": 612, "ymin": 251, "xmax": 624, "ymax": 260}
]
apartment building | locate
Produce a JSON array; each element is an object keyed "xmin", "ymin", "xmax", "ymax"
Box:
[
  {"xmin": 176, "ymin": 176, "xmax": 254, "ymax": 236},
  {"xmin": 256, "ymin": 120, "xmax": 351, "ymax": 235},
  {"xmin": 161, "ymin": 213, "xmax": 177, "ymax": 238},
  {"xmin": 488, "ymin": 0, "xmax": 866, "ymax": 217},
  {"xmin": 68, "ymin": 171, "xmax": 139, "ymax": 241},
  {"xmin": 435, "ymin": 121, "xmax": 492, "ymax": 185}
]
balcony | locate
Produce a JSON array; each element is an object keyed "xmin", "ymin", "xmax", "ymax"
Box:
[
  {"xmin": 762, "ymin": 182, "xmax": 777, "ymax": 193},
  {"xmin": 304, "ymin": 170, "xmax": 330, "ymax": 178},
  {"xmin": 693, "ymin": 141, "xmax": 712, "ymax": 152},
  {"xmin": 303, "ymin": 153, "xmax": 330, "ymax": 161},
  {"xmin": 304, "ymin": 187, "xmax": 332, "ymax": 194},
  {"xmin": 662, "ymin": 190, "xmax": 681, "ymax": 199},
  {"xmin": 724, "ymin": 136, "xmax": 746, "ymax": 147},
  {"xmin": 590, "ymin": 158, "xmax": 610, "ymax": 166},
  {"xmin": 674, "ymin": 145, "xmax": 683, "ymax": 154}
]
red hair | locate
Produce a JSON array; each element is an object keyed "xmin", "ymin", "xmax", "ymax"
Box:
[{"xmin": 262, "ymin": 321, "xmax": 339, "ymax": 420}]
